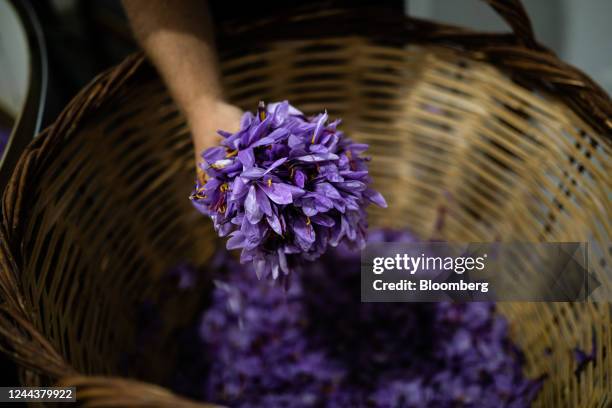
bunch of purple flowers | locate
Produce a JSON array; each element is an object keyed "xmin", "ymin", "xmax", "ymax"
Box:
[{"xmin": 190, "ymin": 101, "xmax": 386, "ymax": 280}]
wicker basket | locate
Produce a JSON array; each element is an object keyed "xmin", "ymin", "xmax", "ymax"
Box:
[{"xmin": 0, "ymin": 1, "xmax": 610, "ymax": 406}]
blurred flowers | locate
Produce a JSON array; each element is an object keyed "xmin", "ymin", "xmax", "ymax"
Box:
[
  {"xmin": 0, "ymin": 129, "xmax": 9, "ymax": 157},
  {"xmin": 573, "ymin": 335, "xmax": 596, "ymax": 377},
  {"xmin": 190, "ymin": 101, "xmax": 386, "ymax": 280},
  {"xmin": 174, "ymin": 230, "xmax": 543, "ymax": 407}
]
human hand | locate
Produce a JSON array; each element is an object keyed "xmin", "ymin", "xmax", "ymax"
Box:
[{"xmin": 186, "ymin": 98, "xmax": 243, "ymax": 167}]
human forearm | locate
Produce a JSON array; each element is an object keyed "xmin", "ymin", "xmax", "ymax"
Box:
[
  {"xmin": 122, "ymin": 0, "xmax": 222, "ymax": 116},
  {"xmin": 122, "ymin": 0, "xmax": 242, "ymax": 163}
]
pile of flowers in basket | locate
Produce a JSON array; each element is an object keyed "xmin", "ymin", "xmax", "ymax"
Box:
[{"xmin": 146, "ymin": 230, "xmax": 543, "ymax": 407}]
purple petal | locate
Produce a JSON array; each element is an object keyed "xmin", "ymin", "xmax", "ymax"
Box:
[
  {"xmin": 217, "ymin": 221, "xmax": 233, "ymax": 237},
  {"xmin": 250, "ymin": 128, "xmax": 289, "ymax": 148},
  {"xmin": 254, "ymin": 259, "xmax": 268, "ymax": 280},
  {"xmin": 293, "ymin": 217, "xmax": 316, "ymax": 250},
  {"xmin": 245, "ymin": 185, "xmax": 263, "ymax": 223},
  {"xmin": 298, "ymin": 197, "xmax": 319, "ymax": 217},
  {"xmin": 267, "ymin": 213, "xmax": 283, "ymax": 235},
  {"xmin": 202, "ymin": 146, "xmax": 225, "ymax": 163},
  {"xmin": 268, "ymin": 100, "xmax": 303, "ymax": 117},
  {"xmin": 314, "ymin": 182, "xmax": 342, "ymax": 200},
  {"xmin": 319, "ymin": 164, "xmax": 343, "ymax": 182},
  {"xmin": 335, "ymin": 180, "xmax": 367, "ymax": 192},
  {"xmin": 330, "ymin": 217, "xmax": 346, "ymax": 246},
  {"xmin": 340, "ymin": 170, "xmax": 369, "ymax": 180},
  {"xmin": 294, "ymin": 169, "xmax": 307, "ymax": 188},
  {"xmin": 226, "ymin": 232, "xmax": 246, "ymax": 249},
  {"xmin": 277, "ymin": 248, "xmax": 289, "ymax": 274},
  {"xmin": 288, "ymin": 134, "xmax": 303, "ymax": 148},
  {"xmin": 283, "ymin": 244, "xmax": 301, "ymax": 254},
  {"xmin": 309, "ymin": 144, "xmax": 329, "ymax": 154},
  {"xmin": 241, "ymin": 220, "xmax": 265, "ymax": 250},
  {"xmin": 311, "ymin": 111, "xmax": 328, "ymax": 144},
  {"xmin": 255, "ymin": 185, "xmax": 272, "ymax": 216},
  {"xmin": 230, "ymin": 177, "xmax": 249, "ymax": 200},
  {"xmin": 264, "ymin": 157, "xmax": 288, "ymax": 174},
  {"xmin": 297, "ymin": 152, "xmax": 339, "ymax": 162},
  {"xmin": 271, "ymin": 257, "xmax": 280, "ymax": 279},
  {"xmin": 286, "ymin": 184, "xmax": 306, "ymax": 199},
  {"xmin": 268, "ymin": 101, "xmax": 289, "ymax": 126},
  {"xmin": 240, "ymin": 111, "xmax": 254, "ymax": 129},
  {"xmin": 216, "ymin": 129, "xmax": 233, "ymax": 138},
  {"xmin": 249, "ymin": 135, "xmax": 276, "ymax": 148},
  {"xmin": 311, "ymin": 213, "xmax": 335, "ymax": 227},
  {"xmin": 261, "ymin": 182, "xmax": 294, "ymax": 204},
  {"xmin": 312, "ymin": 193, "xmax": 333, "ymax": 213},
  {"xmin": 364, "ymin": 188, "xmax": 387, "ymax": 208},
  {"xmin": 237, "ymin": 149, "xmax": 255, "ymax": 168},
  {"xmin": 241, "ymin": 167, "xmax": 266, "ymax": 180},
  {"xmin": 342, "ymin": 215, "xmax": 356, "ymax": 241}
]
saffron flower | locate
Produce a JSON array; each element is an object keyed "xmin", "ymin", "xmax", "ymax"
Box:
[{"xmin": 190, "ymin": 101, "xmax": 386, "ymax": 280}]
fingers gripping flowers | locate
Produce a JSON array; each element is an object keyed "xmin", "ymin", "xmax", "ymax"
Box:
[{"xmin": 190, "ymin": 101, "xmax": 387, "ymax": 279}]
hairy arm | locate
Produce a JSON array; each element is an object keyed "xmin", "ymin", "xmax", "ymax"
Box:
[{"xmin": 122, "ymin": 0, "xmax": 241, "ymax": 164}]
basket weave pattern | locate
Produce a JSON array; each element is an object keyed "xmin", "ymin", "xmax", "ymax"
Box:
[{"xmin": 0, "ymin": 2, "xmax": 610, "ymax": 407}]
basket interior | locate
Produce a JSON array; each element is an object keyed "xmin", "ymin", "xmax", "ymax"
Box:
[{"xmin": 15, "ymin": 39, "xmax": 611, "ymax": 406}]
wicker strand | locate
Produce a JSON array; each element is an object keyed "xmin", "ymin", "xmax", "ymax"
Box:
[{"xmin": 57, "ymin": 376, "xmax": 221, "ymax": 408}]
